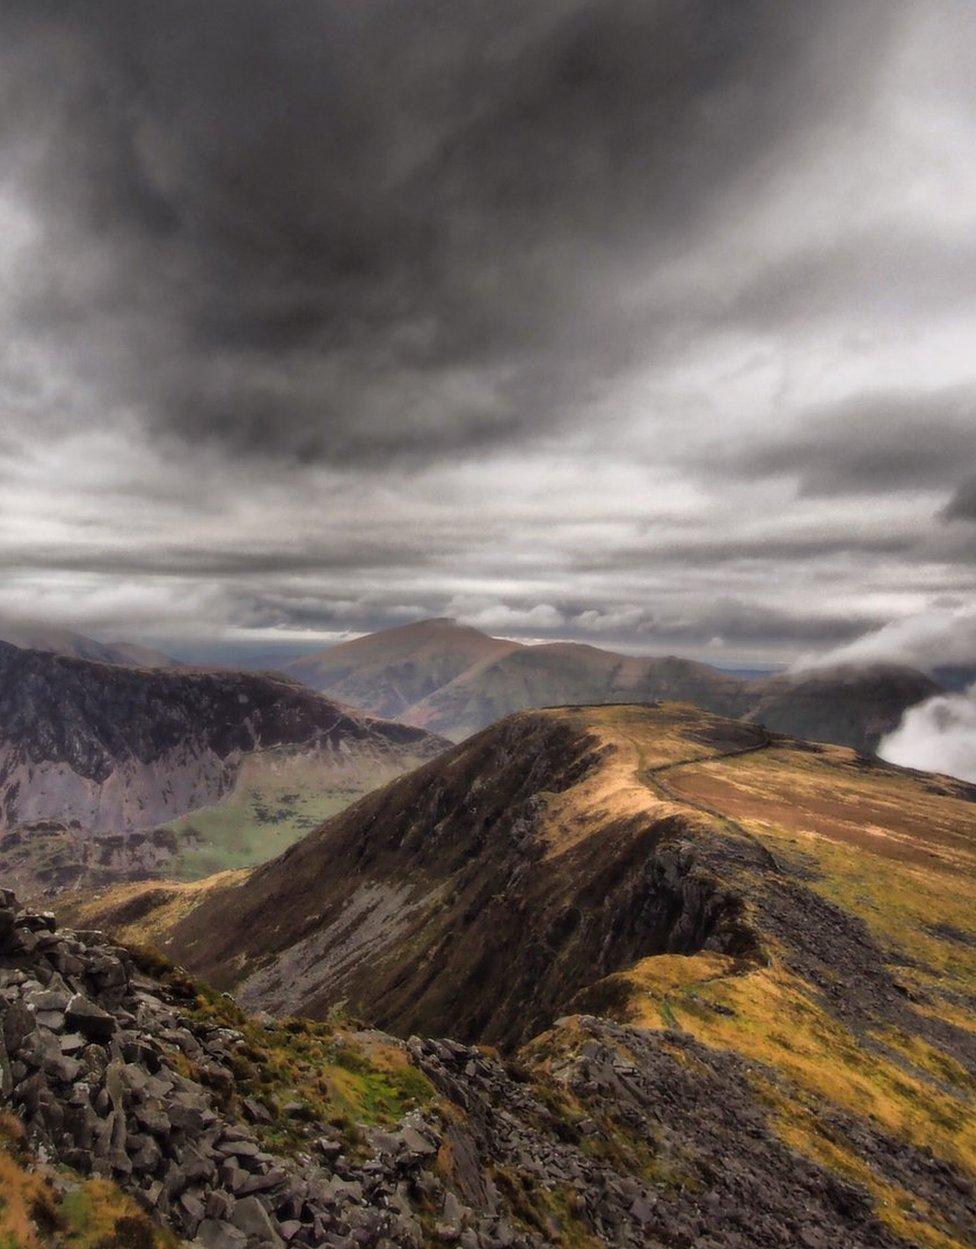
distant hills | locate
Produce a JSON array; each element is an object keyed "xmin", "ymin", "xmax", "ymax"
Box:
[
  {"xmin": 287, "ymin": 617, "xmax": 941, "ymax": 751},
  {"xmin": 0, "ymin": 619, "xmax": 181, "ymax": 669}
]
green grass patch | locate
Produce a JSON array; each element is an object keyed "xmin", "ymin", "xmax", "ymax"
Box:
[
  {"xmin": 156, "ymin": 970, "xmax": 435, "ymax": 1156},
  {"xmin": 162, "ymin": 780, "xmax": 354, "ymax": 878}
]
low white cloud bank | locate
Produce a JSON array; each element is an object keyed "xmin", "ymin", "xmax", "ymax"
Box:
[
  {"xmin": 801, "ymin": 605, "xmax": 976, "ymax": 782},
  {"xmin": 879, "ymin": 684, "xmax": 976, "ymax": 783},
  {"xmin": 795, "ymin": 605, "xmax": 976, "ymax": 672}
]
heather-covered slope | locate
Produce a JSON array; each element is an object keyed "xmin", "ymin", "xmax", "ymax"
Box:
[
  {"xmin": 0, "ymin": 641, "xmax": 445, "ymax": 854},
  {"xmin": 286, "ymin": 618, "xmax": 939, "ymax": 749}
]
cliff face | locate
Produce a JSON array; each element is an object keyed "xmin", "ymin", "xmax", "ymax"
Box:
[{"xmin": 0, "ymin": 641, "xmax": 445, "ymax": 834}]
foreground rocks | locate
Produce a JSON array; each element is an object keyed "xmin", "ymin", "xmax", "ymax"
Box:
[{"xmin": 1, "ymin": 890, "xmax": 970, "ymax": 1249}]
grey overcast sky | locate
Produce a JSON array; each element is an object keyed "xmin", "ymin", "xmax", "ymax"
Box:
[{"xmin": 1, "ymin": 0, "xmax": 974, "ymax": 666}]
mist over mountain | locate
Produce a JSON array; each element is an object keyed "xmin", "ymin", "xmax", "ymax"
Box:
[
  {"xmin": 0, "ymin": 619, "xmax": 180, "ymax": 670},
  {"xmin": 880, "ymin": 682, "xmax": 976, "ymax": 783}
]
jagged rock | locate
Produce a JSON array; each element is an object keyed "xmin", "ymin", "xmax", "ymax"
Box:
[
  {"xmin": 27, "ymin": 989, "xmax": 70, "ymax": 1012},
  {"xmin": 198, "ymin": 1219, "xmax": 248, "ymax": 1249},
  {"xmin": 231, "ymin": 1195, "xmax": 284, "ymax": 1246},
  {"xmin": 180, "ymin": 1189, "xmax": 207, "ymax": 1224},
  {"xmin": 3, "ymin": 1001, "xmax": 35, "ymax": 1053},
  {"xmin": 206, "ymin": 1190, "xmax": 237, "ymax": 1221},
  {"xmin": 216, "ymin": 1159, "xmax": 247, "ymax": 1191},
  {"xmin": 397, "ymin": 1125, "xmax": 437, "ymax": 1157},
  {"xmin": 243, "ymin": 1096, "xmax": 273, "ymax": 1125},
  {"xmin": 66, "ymin": 993, "xmax": 116, "ymax": 1041}
]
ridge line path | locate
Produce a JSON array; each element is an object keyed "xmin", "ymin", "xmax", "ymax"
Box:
[
  {"xmin": 635, "ymin": 729, "xmax": 783, "ymax": 873},
  {"xmin": 624, "ymin": 727, "xmax": 782, "ymax": 1032}
]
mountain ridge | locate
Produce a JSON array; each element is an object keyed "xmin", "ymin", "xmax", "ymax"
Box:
[
  {"xmin": 285, "ymin": 618, "xmax": 940, "ymax": 749},
  {"xmin": 65, "ymin": 700, "xmax": 976, "ymax": 1247}
]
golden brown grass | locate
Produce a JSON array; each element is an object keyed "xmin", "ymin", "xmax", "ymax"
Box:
[
  {"xmin": 0, "ymin": 1112, "xmax": 173, "ymax": 1249},
  {"xmin": 57, "ymin": 870, "xmax": 246, "ymax": 952}
]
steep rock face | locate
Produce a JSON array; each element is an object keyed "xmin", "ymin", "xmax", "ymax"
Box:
[
  {"xmin": 0, "ymin": 642, "xmax": 445, "ymax": 833},
  {"xmin": 132, "ymin": 712, "xmax": 763, "ymax": 1046},
  {"xmin": 285, "ymin": 619, "xmax": 938, "ymax": 750}
]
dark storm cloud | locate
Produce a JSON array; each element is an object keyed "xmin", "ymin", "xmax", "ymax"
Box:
[
  {"xmin": 944, "ymin": 478, "xmax": 976, "ymax": 523},
  {"xmin": 0, "ymin": 542, "xmax": 433, "ymax": 578},
  {"xmin": 0, "ymin": 0, "xmax": 894, "ymax": 464},
  {"xmin": 722, "ymin": 388, "xmax": 976, "ymax": 498},
  {"xmin": 1, "ymin": 0, "xmax": 974, "ymax": 676}
]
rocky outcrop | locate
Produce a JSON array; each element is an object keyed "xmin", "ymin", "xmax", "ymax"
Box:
[
  {"xmin": 5, "ymin": 892, "xmax": 969, "ymax": 1249},
  {"xmin": 0, "ymin": 641, "xmax": 445, "ymax": 833}
]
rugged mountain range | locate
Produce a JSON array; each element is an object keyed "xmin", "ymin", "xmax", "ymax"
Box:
[
  {"xmin": 64, "ymin": 701, "xmax": 976, "ymax": 1247},
  {"xmin": 0, "ymin": 641, "xmax": 445, "ymax": 893},
  {"xmin": 286, "ymin": 618, "xmax": 940, "ymax": 749}
]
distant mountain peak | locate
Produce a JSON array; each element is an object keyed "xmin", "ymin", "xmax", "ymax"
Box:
[
  {"xmin": 0, "ymin": 617, "xmax": 180, "ymax": 670},
  {"xmin": 284, "ymin": 618, "xmax": 939, "ymax": 749}
]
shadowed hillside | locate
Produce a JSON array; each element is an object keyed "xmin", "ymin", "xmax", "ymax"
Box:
[{"xmin": 0, "ymin": 639, "xmax": 444, "ymax": 854}]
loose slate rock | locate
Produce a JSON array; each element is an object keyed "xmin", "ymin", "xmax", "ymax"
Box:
[{"xmin": 66, "ymin": 993, "xmax": 116, "ymax": 1041}]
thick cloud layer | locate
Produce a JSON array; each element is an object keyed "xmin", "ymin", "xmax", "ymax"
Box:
[{"xmin": 0, "ymin": 1, "xmax": 974, "ymax": 674}]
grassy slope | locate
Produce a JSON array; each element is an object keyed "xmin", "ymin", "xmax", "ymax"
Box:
[{"xmin": 565, "ymin": 706, "xmax": 976, "ymax": 1249}]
